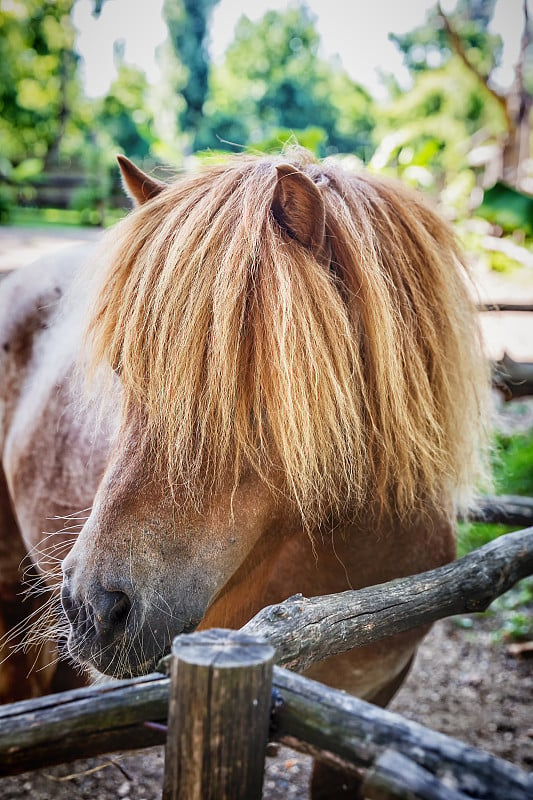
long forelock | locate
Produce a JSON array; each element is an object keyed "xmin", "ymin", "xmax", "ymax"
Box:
[{"xmin": 85, "ymin": 152, "xmax": 490, "ymax": 525}]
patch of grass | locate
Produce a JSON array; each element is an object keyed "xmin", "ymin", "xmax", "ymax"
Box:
[
  {"xmin": 458, "ymin": 429, "xmax": 533, "ymax": 557},
  {"xmin": 9, "ymin": 207, "xmax": 84, "ymax": 228},
  {"xmin": 458, "ymin": 428, "xmax": 533, "ymax": 554},
  {"xmin": 491, "ymin": 429, "xmax": 533, "ymax": 497},
  {"xmin": 457, "ymin": 428, "xmax": 533, "ymax": 638},
  {"xmin": 7, "ymin": 206, "xmax": 125, "ymax": 229},
  {"xmin": 457, "ymin": 521, "xmax": 515, "ymax": 558}
]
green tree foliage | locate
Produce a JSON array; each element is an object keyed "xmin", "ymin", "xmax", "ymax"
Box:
[
  {"xmin": 162, "ymin": 0, "xmax": 219, "ymax": 149},
  {"xmin": 373, "ymin": 0, "xmax": 512, "ymax": 204},
  {"xmin": 62, "ymin": 57, "xmax": 158, "ymax": 225},
  {"xmin": 201, "ymin": 6, "xmax": 375, "ymax": 158},
  {"xmin": 390, "ymin": 0, "xmax": 501, "ymax": 77},
  {"xmin": 0, "ymin": 0, "xmax": 156, "ymax": 221},
  {"xmin": 372, "ymin": 58, "xmax": 504, "ymax": 195},
  {"xmin": 0, "ymin": 0, "xmax": 80, "ymax": 178},
  {"xmin": 96, "ymin": 53, "xmax": 156, "ymax": 160},
  {"xmin": 379, "ymin": 0, "xmax": 532, "ymax": 202}
]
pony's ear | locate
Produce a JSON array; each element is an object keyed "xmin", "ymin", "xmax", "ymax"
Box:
[
  {"xmin": 271, "ymin": 163, "xmax": 326, "ymax": 253},
  {"xmin": 117, "ymin": 155, "xmax": 167, "ymax": 205}
]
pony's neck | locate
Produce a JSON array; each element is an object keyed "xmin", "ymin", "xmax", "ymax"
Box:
[
  {"xmin": 199, "ymin": 517, "xmax": 298, "ymax": 630},
  {"xmin": 202, "ymin": 506, "xmax": 456, "ymax": 632}
]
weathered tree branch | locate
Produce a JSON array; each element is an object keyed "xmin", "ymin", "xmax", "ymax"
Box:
[
  {"xmin": 0, "ymin": 674, "xmax": 169, "ymax": 776},
  {"xmin": 1, "ymin": 661, "xmax": 532, "ymax": 799},
  {"xmin": 271, "ymin": 668, "xmax": 532, "ymax": 800},
  {"xmin": 481, "ymin": 303, "xmax": 533, "ymax": 312},
  {"xmin": 361, "ymin": 748, "xmax": 471, "ymax": 800},
  {"xmin": 469, "ymin": 494, "xmax": 533, "ymax": 527},
  {"xmin": 241, "ymin": 527, "xmax": 533, "ymax": 672},
  {"xmin": 492, "ymin": 353, "xmax": 533, "ymax": 400}
]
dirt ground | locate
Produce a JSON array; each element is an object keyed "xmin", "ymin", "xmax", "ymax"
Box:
[{"xmin": 0, "ymin": 228, "xmax": 531, "ymax": 798}]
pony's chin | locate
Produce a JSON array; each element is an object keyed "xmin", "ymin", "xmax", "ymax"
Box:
[
  {"xmin": 75, "ymin": 648, "xmax": 166, "ymax": 680},
  {"xmin": 66, "ymin": 618, "xmax": 201, "ymax": 679},
  {"xmin": 87, "ymin": 655, "xmax": 163, "ymax": 682},
  {"xmin": 87, "ymin": 665, "xmax": 121, "ymax": 685},
  {"xmin": 67, "ymin": 633, "xmax": 165, "ymax": 679}
]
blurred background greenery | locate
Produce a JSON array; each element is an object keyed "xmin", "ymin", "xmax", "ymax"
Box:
[{"xmin": 1, "ymin": 0, "xmax": 532, "ymax": 240}]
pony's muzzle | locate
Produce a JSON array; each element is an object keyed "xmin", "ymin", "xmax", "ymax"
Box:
[{"xmin": 61, "ymin": 576, "xmax": 132, "ymax": 659}]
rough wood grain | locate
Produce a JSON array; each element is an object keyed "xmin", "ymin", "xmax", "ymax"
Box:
[
  {"xmin": 0, "ymin": 667, "xmax": 533, "ymax": 800},
  {"xmin": 163, "ymin": 629, "xmax": 274, "ymax": 800},
  {"xmin": 362, "ymin": 749, "xmax": 471, "ymax": 800},
  {"xmin": 0, "ymin": 530, "xmax": 531, "ymax": 798},
  {"xmin": 1, "ymin": 664, "xmax": 531, "ymax": 799},
  {"xmin": 271, "ymin": 668, "xmax": 533, "ymax": 800},
  {"xmin": 0, "ymin": 674, "xmax": 169, "ymax": 775},
  {"xmin": 493, "ymin": 353, "xmax": 533, "ymax": 400},
  {"xmin": 481, "ymin": 303, "xmax": 533, "ymax": 312},
  {"xmin": 469, "ymin": 494, "xmax": 533, "ymax": 526},
  {"xmin": 241, "ymin": 527, "xmax": 533, "ymax": 672}
]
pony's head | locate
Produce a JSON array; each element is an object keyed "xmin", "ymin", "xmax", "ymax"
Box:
[{"xmin": 61, "ymin": 149, "xmax": 489, "ymax": 677}]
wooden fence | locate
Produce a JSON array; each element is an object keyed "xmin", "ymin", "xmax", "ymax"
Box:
[
  {"xmin": 13, "ymin": 170, "xmax": 125, "ymax": 212},
  {"xmin": 0, "ymin": 525, "xmax": 532, "ymax": 799}
]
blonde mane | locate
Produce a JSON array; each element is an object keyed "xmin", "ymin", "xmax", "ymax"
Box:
[{"xmin": 86, "ymin": 149, "xmax": 489, "ymax": 524}]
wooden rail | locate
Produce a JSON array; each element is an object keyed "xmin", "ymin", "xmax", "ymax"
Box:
[
  {"xmin": 470, "ymin": 494, "xmax": 533, "ymax": 526},
  {"xmin": 0, "ymin": 650, "xmax": 531, "ymax": 798},
  {"xmin": 479, "ymin": 302, "xmax": 533, "ymax": 312},
  {"xmin": 492, "ymin": 353, "xmax": 533, "ymax": 400}
]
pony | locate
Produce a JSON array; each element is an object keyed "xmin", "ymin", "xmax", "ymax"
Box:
[{"xmin": 0, "ymin": 149, "xmax": 489, "ymax": 798}]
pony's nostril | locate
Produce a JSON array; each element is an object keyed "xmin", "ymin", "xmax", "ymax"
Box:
[
  {"xmin": 93, "ymin": 590, "xmax": 132, "ymax": 633},
  {"xmin": 109, "ymin": 592, "xmax": 131, "ymax": 624},
  {"xmin": 62, "ymin": 580, "xmax": 131, "ymax": 638}
]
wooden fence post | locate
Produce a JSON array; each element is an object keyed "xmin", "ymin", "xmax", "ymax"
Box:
[{"xmin": 162, "ymin": 628, "xmax": 275, "ymax": 800}]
